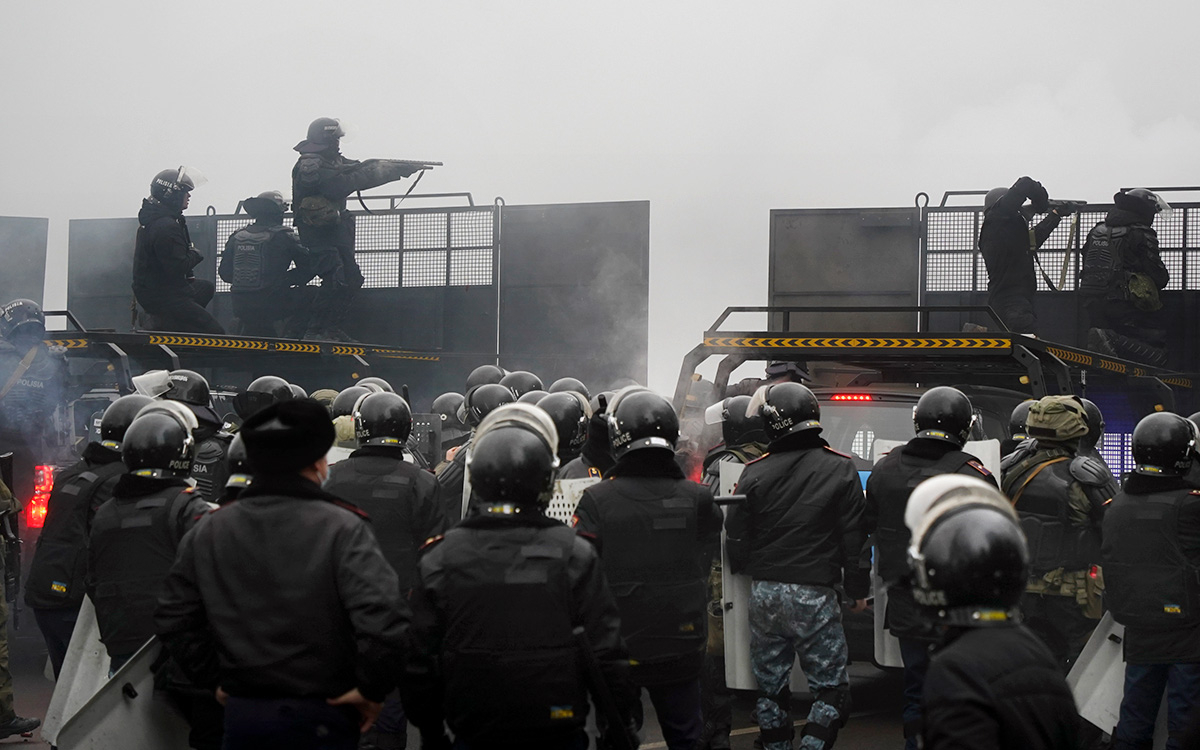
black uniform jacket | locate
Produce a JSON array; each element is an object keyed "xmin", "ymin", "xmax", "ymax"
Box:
[
  {"xmin": 978, "ymin": 176, "xmax": 1060, "ymax": 301},
  {"xmin": 323, "ymin": 445, "xmax": 446, "ymax": 592},
  {"xmin": 404, "ymin": 510, "xmax": 632, "ymax": 745},
  {"xmin": 133, "ymin": 198, "xmax": 202, "ymax": 306},
  {"xmin": 155, "ymin": 474, "xmax": 410, "ymax": 702},
  {"xmin": 922, "ymin": 624, "xmax": 1080, "ymax": 750},
  {"xmin": 725, "ymin": 431, "xmax": 870, "ymax": 599}
]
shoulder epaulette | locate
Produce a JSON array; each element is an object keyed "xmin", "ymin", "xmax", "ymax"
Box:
[
  {"xmin": 575, "ymin": 529, "xmax": 598, "ymax": 542},
  {"xmin": 419, "ymin": 534, "xmax": 445, "ymax": 551},
  {"xmin": 1189, "ymin": 490, "xmax": 1200, "ymax": 496},
  {"xmin": 823, "ymin": 446, "xmax": 853, "ymax": 459},
  {"xmin": 329, "ymin": 498, "xmax": 370, "ymax": 520},
  {"xmin": 745, "ymin": 452, "xmax": 771, "ymax": 465},
  {"xmin": 966, "ymin": 460, "xmax": 992, "ymax": 477}
]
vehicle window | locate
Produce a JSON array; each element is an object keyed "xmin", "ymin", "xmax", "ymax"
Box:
[{"xmin": 819, "ymin": 403, "xmax": 915, "ymax": 469}]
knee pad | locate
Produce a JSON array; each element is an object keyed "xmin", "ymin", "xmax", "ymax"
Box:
[
  {"xmin": 760, "ymin": 685, "xmax": 791, "ymax": 711},
  {"xmin": 759, "ymin": 723, "xmax": 795, "ymax": 745},
  {"xmin": 800, "ymin": 720, "xmax": 840, "ymax": 747},
  {"xmin": 816, "ymin": 687, "xmax": 850, "ymax": 726}
]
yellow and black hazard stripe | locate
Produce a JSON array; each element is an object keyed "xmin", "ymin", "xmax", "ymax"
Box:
[
  {"xmin": 148, "ymin": 335, "xmax": 270, "ymax": 351},
  {"xmin": 702, "ymin": 336, "xmax": 1011, "ymax": 350},
  {"xmin": 48, "ymin": 338, "xmax": 90, "ymax": 349}
]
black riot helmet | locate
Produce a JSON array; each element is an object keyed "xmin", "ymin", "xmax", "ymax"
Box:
[
  {"xmin": 1132, "ymin": 412, "xmax": 1196, "ymax": 477},
  {"xmin": 332, "ymin": 386, "xmax": 372, "ymax": 419},
  {"xmin": 150, "ymin": 166, "xmax": 200, "ymax": 209},
  {"xmin": 289, "ymin": 384, "xmax": 308, "ymax": 399},
  {"xmin": 0, "ymin": 298, "xmax": 45, "ymax": 342},
  {"xmin": 749, "ymin": 382, "xmax": 821, "ymax": 442},
  {"xmin": 234, "ymin": 375, "xmax": 294, "ymax": 419},
  {"xmin": 465, "ymin": 364, "xmax": 506, "ymax": 391},
  {"xmin": 354, "ymin": 392, "xmax": 414, "ymax": 446},
  {"xmin": 242, "ymin": 190, "xmax": 288, "ymax": 219},
  {"xmin": 913, "ymin": 387, "xmax": 975, "ymax": 446},
  {"xmin": 223, "ymin": 433, "xmax": 251, "ymax": 501},
  {"xmin": 432, "ymin": 392, "xmax": 468, "ymax": 439},
  {"xmin": 983, "ymin": 187, "xmax": 1008, "ymax": 213},
  {"xmin": 356, "ymin": 376, "xmax": 394, "ymax": 393},
  {"xmin": 912, "ymin": 505, "xmax": 1029, "ymax": 623},
  {"xmin": 1080, "ymin": 399, "xmax": 1105, "ymax": 453},
  {"xmin": 1008, "ymin": 400, "xmax": 1034, "ymax": 441},
  {"xmin": 306, "ymin": 117, "xmax": 344, "ymax": 146},
  {"xmin": 468, "ymin": 404, "xmax": 560, "ymax": 508},
  {"xmin": 164, "ymin": 369, "xmax": 223, "ymax": 426},
  {"xmin": 122, "ymin": 412, "xmax": 196, "ymax": 479},
  {"xmin": 500, "ymin": 370, "xmax": 544, "ymax": 399},
  {"xmin": 1115, "ymin": 188, "xmax": 1170, "ymax": 223},
  {"xmin": 721, "ymin": 395, "xmax": 767, "ymax": 448},
  {"xmin": 459, "ymin": 383, "xmax": 516, "ymax": 428},
  {"xmin": 99, "ymin": 394, "xmax": 155, "ymax": 450},
  {"xmin": 606, "ymin": 387, "xmax": 679, "ymax": 461},
  {"xmin": 537, "ymin": 391, "xmax": 591, "ymax": 462},
  {"xmin": 517, "ymin": 389, "xmax": 549, "ymax": 404},
  {"xmin": 548, "ymin": 377, "xmax": 591, "ymax": 400}
]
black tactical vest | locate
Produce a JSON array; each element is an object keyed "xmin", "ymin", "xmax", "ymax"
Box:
[
  {"xmin": 89, "ymin": 488, "xmax": 194, "ymax": 656},
  {"xmin": 434, "ymin": 523, "xmax": 588, "ymax": 736},
  {"xmin": 870, "ymin": 447, "xmax": 975, "ymax": 583},
  {"xmin": 1003, "ymin": 450, "xmax": 1100, "ymax": 574},
  {"xmin": 1080, "ymin": 224, "xmax": 1129, "ymax": 297},
  {"xmin": 25, "ymin": 459, "xmax": 126, "ymax": 609},
  {"xmin": 324, "ymin": 455, "xmax": 421, "ymax": 590},
  {"xmin": 1103, "ymin": 489, "xmax": 1200, "ymax": 626},
  {"xmin": 228, "ymin": 225, "xmax": 290, "ymax": 292},
  {"xmin": 583, "ymin": 479, "xmax": 711, "ymax": 664},
  {"xmin": 190, "ymin": 433, "xmax": 231, "ymax": 504}
]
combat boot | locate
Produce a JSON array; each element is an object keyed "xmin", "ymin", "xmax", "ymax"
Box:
[{"xmin": 0, "ymin": 715, "xmax": 40, "ymax": 739}]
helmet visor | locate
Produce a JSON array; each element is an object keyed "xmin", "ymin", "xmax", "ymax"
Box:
[{"xmin": 175, "ymin": 166, "xmax": 208, "ymax": 191}]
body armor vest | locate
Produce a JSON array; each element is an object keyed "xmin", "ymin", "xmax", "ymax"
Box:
[
  {"xmin": 584, "ymin": 479, "xmax": 711, "ymax": 663},
  {"xmin": 1103, "ymin": 489, "xmax": 1200, "ymax": 626},
  {"xmin": 25, "ymin": 459, "xmax": 125, "ymax": 609},
  {"xmin": 1003, "ymin": 450, "xmax": 1100, "ymax": 574},
  {"xmin": 190, "ymin": 433, "xmax": 231, "ymax": 504},
  {"xmin": 228, "ymin": 225, "xmax": 289, "ymax": 292},
  {"xmin": 324, "ymin": 455, "xmax": 421, "ymax": 590},
  {"xmin": 89, "ymin": 488, "xmax": 193, "ymax": 656},
  {"xmin": 1080, "ymin": 224, "xmax": 1129, "ymax": 297},
  {"xmin": 871, "ymin": 447, "xmax": 974, "ymax": 583},
  {"xmin": 435, "ymin": 524, "xmax": 588, "ymax": 736}
]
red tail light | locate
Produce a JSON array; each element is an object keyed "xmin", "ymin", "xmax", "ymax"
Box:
[
  {"xmin": 830, "ymin": 394, "xmax": 874, "ymax": 402},
  {"xmin": 24, "ymin": 465, "xmax": 53, "ymax": 529}
]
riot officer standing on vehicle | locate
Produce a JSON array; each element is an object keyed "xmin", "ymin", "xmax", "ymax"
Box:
[
  {"xmin": 1000, "ymin": 395, "xmax": 1115, "ymax": 669},
  {"xmin": 979, "ymin": 176, "xmax": 1076, "ymax": 335},
  {"xmin": 292, "ymin": 117, "xmax": 433, "ymax": 342},
  {"xmin": 1102, "ymin": 412, "xmax": 1200, "ymax": 750},
  {"xmin": 25, "ymin": 394, "xmax": 150, "ymax": 677},
  {"xmin": 218, "ymin": 191, "xmax": 316, "ymax": 338},
  {"xmin": 133, "ymin": 167, "xmax": 224, "ymax": 334},
  {"xmin": 908, "ymin": 475, "xmax": 1080, "ymax": 750},
  {"xmin": 572, "ymin": 387, "xmax": 723, "ymax": 750},
  {"xmin": 156, "ymin": 398, "xmax": 410, "ymax": 750},
  {"xmin": 1082, "ymin": 188, "xmax": 1171, "ymax": 366},
  {"xmin": 405, "ymin": 404, "xmax": 637, "ymax": 750},
  {"xmin": 864, "ymin": 387, "xmax": 996, "ymax": 750},
  {"xmin": 724, "ymin": 383, "xmax": 868, "ymax": 750},
  {"xmin": 89, "ymin": 406, "xmax": 219, "ymax": 747},
  {"xmin": 323, "ymin": 391, "xmax": 444, "ymax": 750},
  {"xmin": 0, "ymin": 299, "xmax": 66, "ymax": 503}
]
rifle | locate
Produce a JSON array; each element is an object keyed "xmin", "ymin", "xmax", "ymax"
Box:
[
  {"xmin": 572, "ymin": 626, "xmax": 635, "ymax": 750},
  {"xmin": 0, "ymin": 453, "xmax": 18, "ymax": 629}
]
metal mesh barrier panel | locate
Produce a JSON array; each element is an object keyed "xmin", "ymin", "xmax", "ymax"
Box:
[
  {"xmin": 1098, "ymin": 433, "xmax": 1134, "ymax": 477},
  {"xmin": 213, "ymin": 207, "xmax": 496, "ymax": 293},
  {"xmin": 922, "ymin": 205, "xmax": 1200, "ymax": 293}
]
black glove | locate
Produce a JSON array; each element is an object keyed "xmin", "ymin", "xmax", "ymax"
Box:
[
  {"xmin": 1051, "ymin": 201, "xmax": 1079, "ymax": 217},
  {"xmin": 1013, "ymin": 176, "xmax": 1050, "ymax": 213}
]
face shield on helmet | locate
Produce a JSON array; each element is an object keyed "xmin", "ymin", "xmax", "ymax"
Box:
[
  {"xmin": 1126, "ymin": 188, "xmax": 1172, "ymax": 217},
  {"xmin": 132, "ymin": 369, "xmax": 174, "ymax": 399},
  {"xmin": 468, "ymin": 403, "xmax": 562, "ymax": 506}
]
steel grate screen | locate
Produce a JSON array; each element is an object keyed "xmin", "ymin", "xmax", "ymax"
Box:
[
  {"xmin": 402, "ymin": 251, "xmax": 447, "ymax": 287},
  {"xmin": 450, "ymin": 211, "xmax": 493, "ymax": 248},
  {"xmin": 449, "ymin": 248, "xmax": 493, "ymax": 286},
  {"xmin": 1098, "ymin": 433, "xmax": 1134, "ymax": 477},
  {"xmin": 355, "ymin": 252, "xmax": 400, "ymax": 288},
  {"xmin": 403, "ymin": 213, "xmax": 448, "ymax": 250}
]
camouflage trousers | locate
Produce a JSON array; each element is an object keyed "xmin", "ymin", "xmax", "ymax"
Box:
[
  {"xmin": 749, "ymin": 581, "xmax": 850, "ymax": 750},
  {"xmin": 0, "ymin": 569, "xmax": 11, "ymax": 721}
]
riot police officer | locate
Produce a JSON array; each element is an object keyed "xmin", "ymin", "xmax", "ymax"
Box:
[
  {"xmin": 0, "ymin": 472, "xmax": 38, "ymax": 740},
  {"xmin": 572, "ymin": 387, "xmax": 723, "ymax": 750},
  {"xmin": 700, "ymin": 394, "xmax": 768, "ymax": 492},
  {"xmin": 979, "ymin": 176, "xmax": 1074, "ymax": 334},
  {"xmin": 1079, "ymin": 398, "xmax": 1116, "ymax": 477},
  {"xmin": 558, "ymin": 391, "xmax": 616, "ymax": 480},
  {"xmin": 164, "ymin": 369, "xmax": 233, "ymax": 504},
  {"xmin": 435, "ymin": 383, "xmax": 515, "ymax": 522},
  {"xmin": 405, "ymin": 403, "xmax": 636, "ymax": 750},
  {"xmin": 133, "ymin": 167, "xmax": 224, "ymax": 334},
  {"xmin": 536, "ymin": 391, "xmax": 591, "ymax": 471},
  {"xmin": 1001, "ymin": 399, "xmax": 1034, "ymax": 456},
  {"xmin": 907, "ymin": 475, "xmax": 1080, "ymax": 749},
  {"xmin": 0, "ymin": 299, "xmax": 66, "ymax": 504},
  {"xmin": 1102, "ymin": 412, "xmax": 1200, "ymax": 750},
  {"xmin": 864, "ymin": 387, "xmax": 996, "ymax": 750},
  {"xmin": 156, "ymin": 398, "xmax": 410, "ymax": 750},
  {"xmin": 548, "ymin": 377, "xmax": 590, "ymax": 399},
  {"xmin": 1082, "ymin": 188, "xmax": 1171, "ymax": 366},
  {"xmin": 89, "ymin": 407, "xmax": 219, "ymax": 748},
  {"xmin": 231, "ymin": 375, "xmax": 294, "ymax": 421},
  {"xmin": 291, "ymin": 118, "xmax": 432, "ymax": 342},
  {"xmin": 430, "ymin": 392, "xmax": 469, "ymax": 465},
  {"xmin": 218, "ymin": 191, "xmax": 315, "ymax": 338},
  {"xmin": 464, "ymin": 364, "xmax": 506, "ymax": 391},
  {"xmin": 323, "ymin": 392, "xmax": 442, "ymax": 750},
  {"xmin": 25, "ymin": 394, "xmax": 150, "ymax": 676},
  {"xmin": 1000, "ymin": 395, "xmax": 1114, "ymax": 669},
  {"xmin": 217, "ymin": 434, "xmax": 250, "ymax": 506},
  {"xmin": 724, "ymin": 383, "xmax": 868, "ymax": 750},
  {"xmin": 499, "ymin": 370, "xmax": 543, "ymax": 399}
]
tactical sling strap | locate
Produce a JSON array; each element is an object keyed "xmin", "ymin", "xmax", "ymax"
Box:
[
  {"xmin": 1004, "ymin": 456, "xmax": 1069, "ymax": 508},
  {"xmin": 0, "ymin": 345, "xmax": 39, "ymax": 401}
]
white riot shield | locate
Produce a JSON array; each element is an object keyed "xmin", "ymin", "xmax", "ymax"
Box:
[
  {"xmin": 545, "ymin": 477, "xmax": 601, "ymax": 523},
  {"xmin": 719, "ymin": 461, "xmax": 809, "ymax": 691},
  {"xmin": 41, "ymin": 596, "xmax": 111, "ymax": 743},
  {"xmin": 55, "ymin": 637, "xmax": 191, "ymax": 749}
]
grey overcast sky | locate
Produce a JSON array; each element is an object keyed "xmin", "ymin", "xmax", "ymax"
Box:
[{"xmin": 3, "ymin": 1, "xmax": 1199, "ymax": 392}]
